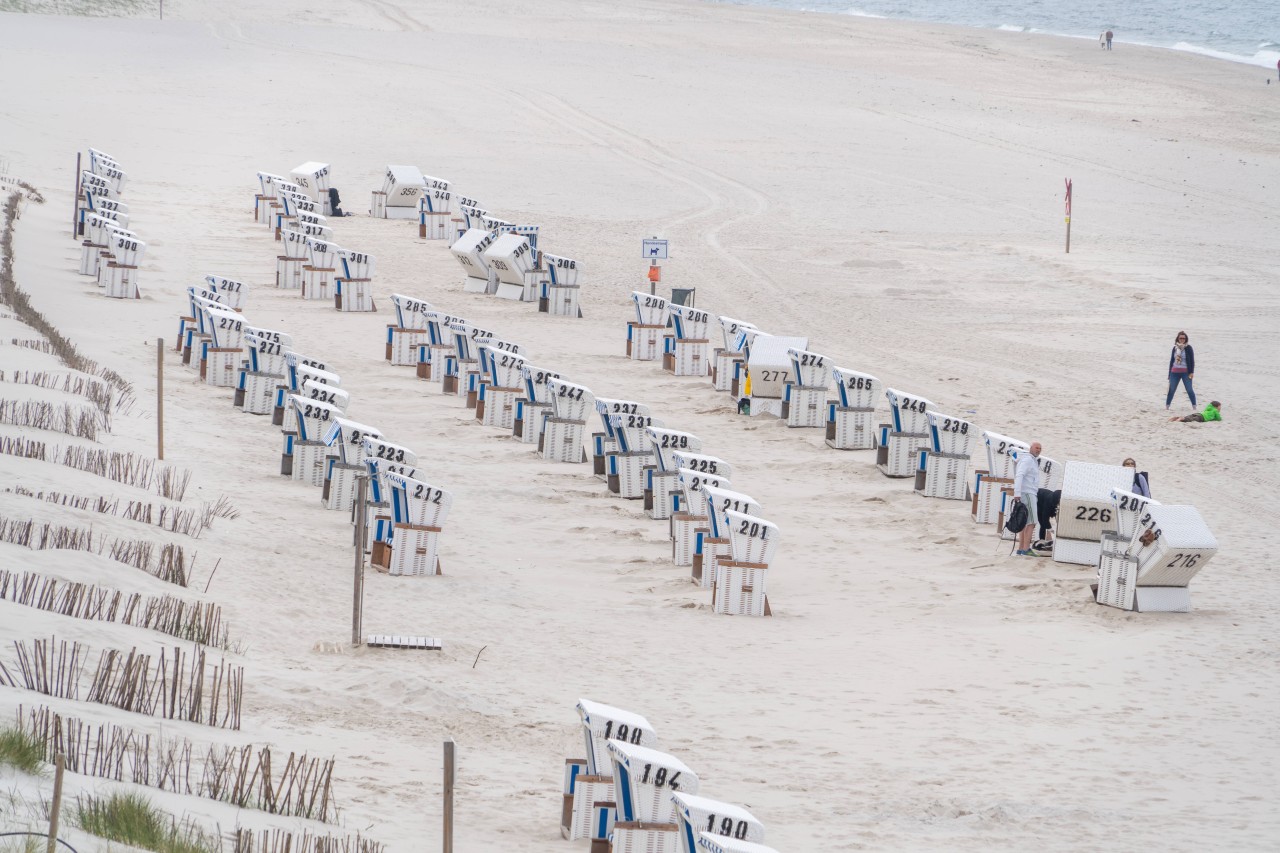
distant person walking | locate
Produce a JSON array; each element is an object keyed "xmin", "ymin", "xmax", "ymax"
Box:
[
  {"xmin": 1105, "ymin": 29, "xmax": 1113, "ymax": 50},
  {"xmin": 1165, "ymin": 331, "xmax": 1196, "ymax": 409},
  {"xmin": 1013, "ymin": 442, "xmax": 1043, "ymax": 556}
]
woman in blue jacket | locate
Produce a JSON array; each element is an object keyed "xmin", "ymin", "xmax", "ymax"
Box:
[{"xmin": 1165, "ymin": 331, "xmax": 1196, "ymax": 409}]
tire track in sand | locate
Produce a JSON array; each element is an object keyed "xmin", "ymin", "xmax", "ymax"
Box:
[{"xmin": 503, "ymin": 90, "xmax": 779, "ymax": 294}]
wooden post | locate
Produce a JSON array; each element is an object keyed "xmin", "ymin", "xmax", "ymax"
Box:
[
  {"xmin": 443, "ymin": 739, "xmax": 455, "ymax": 853},
  {"xmin": 351, "ymin": 474, "xmax": 368, "ymax": 646},
  {"xmin": 156, "ymin": 337, "xmax": 165, "ymax": 460},
  {"xmin": 47, "ymin": 753, "xmax": 65, "ymax": 853},
  {"xmin": 1064, "ymin": 178, "xmax": 1073, "ymax": 254},
  {"xmin": 72, "ymin": 151, "xmax": 81, "ymax": 235}
]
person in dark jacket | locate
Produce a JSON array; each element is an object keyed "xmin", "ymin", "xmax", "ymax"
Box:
[
  {"xmin": 1031, "ymin": 487, "xmax": 1061, "ymax": 552},
  {"xmin": 1165, "ymin": 331, "xmax": 1196, "ymax": 409},
  {"xmin": 1123, "ymin": 458, "xmax": 1151, "ymax": 497}
]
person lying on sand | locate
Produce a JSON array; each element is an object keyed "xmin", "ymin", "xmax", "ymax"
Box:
[{"xmin": 1170, "ymin": 401, "xmax": 1222, "ymax": 423}]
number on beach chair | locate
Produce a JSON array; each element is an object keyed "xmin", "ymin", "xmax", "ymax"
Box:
[
  {"xmin": 915, "ymin": 410, "xmax": 974, "ymax": 500},
  {"xmin": 628, "ymin": 291, "xmax": 668, "ymax": 361},
  {"xmin": 781, "ymin": 348, "xmax": 831, "ymax": 428},
  {"xmin": 1052, "ymin": 461, "xmax": 1139, "ymax": 566},
  {"xmin": 541, "ymin": 379, "xmax": 594, "ymax": 463},
  {"xmin": 665, "ymin": 304, "xmax": 711, "ymax": 376},
  {"xmin": 451, "ymin": 228, "xmax": 498, "ymax": 294},
  {"xmin": 483, "ymin": 232, "xmax": 541, "ymax": 302},
  {"xmin": 826, "ymin": 367, "xmax": 880, "ymax": 450},
  {"xmin": 742, "ymin": 334, "xmax": 807, "ymax": 418},
  {"xmin": 695, "ymin": 833, "xmax": 780, "ymax": 853},
  {"xmin": 512, "ymin": 364, "xmax": 560, "ymax": 444},
  {"xmin": 671, "ymin": 792, "xmax": 765, "ymax": 853},
  {"xmin": 606, "ymin": 740, "xmax": 698, "ymax": 824},
  {"xmin": 537, "ymin": 252, "xmax": 582, "ymax": 317},
  {"xmin": 876, "ymin": 388, "xmax": 934, "ymax": 478},
  {"xmin": 373, "ymin": 164, "xmax": 423, "ymax": 219}
]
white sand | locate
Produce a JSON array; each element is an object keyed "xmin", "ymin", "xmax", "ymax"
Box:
[{"xmin": 1, "ymin": 0, "xmax": 1278, "ymax": 850}]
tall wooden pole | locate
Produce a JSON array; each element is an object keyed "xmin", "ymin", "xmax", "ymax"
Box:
[
  {"xmin": 443, "ymin": 739, "xmax": 456, "ymax": 853},
  {"xmin": 47, "ymin": 753, "xmax": 65, "ymax": 853},
  {"xmin": 1064, "ymin": 178, "xmax": 1073, "ymax": 254},
  {"xmin": 351, "ymin": 475, "xmax": 368, "ymax": 646},
  {"xmin": 156, "ymin": 337, "xmax": 165, "ymax": 459}
]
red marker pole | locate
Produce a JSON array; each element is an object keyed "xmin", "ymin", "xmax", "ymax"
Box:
[{"xmin": 1064, "ymin": 178, "xmax": 1073, "ymax": 253}]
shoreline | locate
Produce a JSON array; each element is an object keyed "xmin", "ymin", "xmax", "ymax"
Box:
[{"xmin": 710, "ymin": 0, "xmax": 1280, "ymax": 70}]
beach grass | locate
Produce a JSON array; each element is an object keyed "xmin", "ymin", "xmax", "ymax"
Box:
[
  {"xmin": 0, "ymin": 727, "xmax": 43, "ymax": 776},
  {"xmin": 0, "ymin": 835, "xmax": 42, "ymax": 853},
  {"xmin": 74, "ymin": 792, "xmax": 218, "ymax": 853}
]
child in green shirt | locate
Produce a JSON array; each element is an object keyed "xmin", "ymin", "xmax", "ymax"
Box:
[{"xmin": 1170, "ymin": 401, "xmax": 1222, "ymax": 423}]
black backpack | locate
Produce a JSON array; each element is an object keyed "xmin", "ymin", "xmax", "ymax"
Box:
[{"xmin": 1004, "ymin": 500, "xmax": 1029, "ymax": 535}]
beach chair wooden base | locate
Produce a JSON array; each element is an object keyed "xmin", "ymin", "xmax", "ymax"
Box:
[
  {"xmin": 458, "ymin": 361, "xmax": 480, "ymax": 400},
  {"xmin": 478, "ymin": 386, "xmax": 519, "ymax": 430},
  {"xmin": 335, "ymin": 278, "xmax": 376, "ymax": 312},
  {"xmin": 671, "ymin": 514, "xmax": 706, "ymax": 568},
  {"xmin": 711, "ymin": 349, "xmax": 743, "ymax": 393},
  {"xmin": 256, "ymin": 198, "xmax": 275, "ymax": 225},
  {"xmin": 540, "ymin": 418, "xmax": 588, "ymax": 463},
  {"xmin": 1096, "ymin": 539, "xmax": 1139, "ymax": 610},
  {"xmin": 276, "ymin": 255, "xmax": 304, "ymax": 289},
  {"xmin": 1052, "ymin": 537, "xmax": 1102, "ymax": 566},
  {"xmin": 694, "ymin": 536, "xmax": 728, "ymax": 589},
  {"xmin": 388, "ymin": 327, "xmax": 428, "ymax": 365},
  {"xmin": 610, "ymin": 822, "xmax": 680, "ymax": 853},
  {"xmin": 645, "ymin": 469, "xmax": 677, "ymax": 520},
  {"xmin": 185, "ymin": 335, "xmax": 212, "ymax": 374},
  {"xmin": 203, "ymin": 347, "xmax": 241, "ymax": 389},
  {"xmin": 627, "ymin": 323, "xmax": 664, "ymax": 361},
  {"xmin": 102, "ymin": 263, "xmax": 140, "ymax": 299},
  {"xmin": 389, "ymin": 523, "xmax": 443, "ymax": 577},
  {"xmin": 370, "ymin": 191, "xmax": 386, "ymax": 219},
  {"xmin": 782, "ymin": 384, "xmax": 825, "ymax": 428},
  {"xmin": 514, "ymin": 400, "xmax": 548, "ymax": 444},
  {"xmin": 825, "ymin": 405, "xmax": 875, "ymax": 449},
  {"xmin": 79, "ymin": 242, "xmax": 106, "ymax": 277},
  {"xmin": 365, "ymin": 635, "xmax": 441, "ymax": 649},
  {"xmin": 543, "ymin": 282, "xmax": 581, "ymax": 316},
  {"xmin": 592, "ymin": 433, "xmax": 617, "ymax": 479},
  {"xmin": 291, "ymin": 440, "xmax": 328, "ymax": 488},
  {"xmin": 462, "ymin": 271, "xmax": 495, "ymax": 294},
  {"xmin": 916, "ymin": 451, "xmax": 968, "ymax": 500},
  {"xmin": 1133, "ymin": 587, "xmax": 1192, "ymax": 612},
  {"xmin": 420, "ymin": 212, "xmax": 451, "ymax": 240},
  {"xmin": 606, "ymin": 453, "xmax": 650, "ymax": 500},
  {"xmin": 323, "ymin": 461, "xmax": 362, "ymax": 512},
  {"xmin": 562, "ymin": 772, "xmax": 615, "ymax": 841},
  {"xmin": 971, "ymin": 472, "xmax": 1010, "ymax": 524},
  {"xmin": 669, "ymin": 339, "xmax": 709, "ymax": 376},
  {"xmin": 372, "ymin": 539, "xmax": 392, "ymax": 571},
  {"xmin": 875, "ymin": 427, "xmax": 929, "ymax": 478},
  {"xmin": 175, "ymin": 316, "xmax": 195, "ymax": 353},
  {"xmin": 713, "ymin": 560, "xmax": 771, "ymax": 616},
  {"xmin": 415, "ymin": 343, "xmax": 453, "ymax": 384},
  {"xmin": 301, "ymin": 267, "xmax": 335, "ymax": 300}
]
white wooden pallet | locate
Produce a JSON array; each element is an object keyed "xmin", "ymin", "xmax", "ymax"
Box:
[{"xmin": 365, "ymin": 635, "xmax": 441, "ymax": 649}]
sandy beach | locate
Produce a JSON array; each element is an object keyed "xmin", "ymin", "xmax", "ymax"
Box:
[{"xmin": 1, "ymin": 0, "xmax": 1278, "ymax": 850}]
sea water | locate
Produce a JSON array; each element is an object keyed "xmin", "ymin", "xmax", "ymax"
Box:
[{"xmin": 718, "ymin": 0, "xmax": 1280, "ymax": 69}]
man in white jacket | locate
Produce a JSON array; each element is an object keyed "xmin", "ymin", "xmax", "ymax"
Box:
[{"xmin": 1013, "ymin": 442, "xmax": 1042, "ymax": 555}]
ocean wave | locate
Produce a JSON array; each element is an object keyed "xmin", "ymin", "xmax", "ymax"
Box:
[
  {"xmin": 840, "ymin": 6, "xmax": 887, "ymax": 18},
  {"xmin": 1169, "ymin": 41, "xmax": 1280, "ymax": 68}
]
